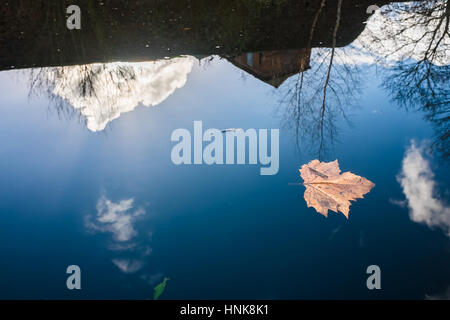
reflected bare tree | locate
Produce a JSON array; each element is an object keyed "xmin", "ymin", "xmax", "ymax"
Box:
[
  {"xmin": 361, "ymin": 0, "xmax": 450, "ymax": 158},
  {"xmin": 27, "ymin": 64, "xmax": 138, "ymax": 130},
  {"xmin": 25, "ymin": 56, "xmax": 195, "ymax": 132},
  {"xmin": 279, "ymin": 0, "xmax": 361, "ymax": 159}
]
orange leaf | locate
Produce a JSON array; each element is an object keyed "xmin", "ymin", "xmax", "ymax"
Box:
[{"xmin": 299, "ymin": 160, "xmax": 375, "ymax": 218}]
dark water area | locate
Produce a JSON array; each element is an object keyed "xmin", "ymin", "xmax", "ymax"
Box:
[
  {"xmin": 0, "ymin": 0, "xmax": 449, "ymax": 300},
  {"xmin": 1, "ymin": 0, "xmax": 400, "ymax": 69}
]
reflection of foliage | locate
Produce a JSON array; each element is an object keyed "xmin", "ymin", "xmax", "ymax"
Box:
[
  {"xmin": 384, "ymin": 63, "xmax": 449, "ymax": 110},
  {"xmin": 279, "ymin": 0, "xmax": 360, "ymax": 159},
  {"xmin": 3, "ymin": 0, "xmax": 338, "ymax": 70},
  {"xmin": 383, "ymin": 62, "xmax": 449, "ymax": 158},
  {"xmin": 362, "ymin": 0, "xmax": 450, "ymax": 159}
]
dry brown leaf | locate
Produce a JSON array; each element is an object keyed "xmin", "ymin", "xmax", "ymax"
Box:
[{"xmin": 299, "ymin": 160, "xmax": 375, "ymax": 218}]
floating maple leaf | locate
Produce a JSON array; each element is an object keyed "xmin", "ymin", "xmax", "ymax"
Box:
[{"xmin": 299, "ymin": 160, "xmax": 375, "ymax": 218}]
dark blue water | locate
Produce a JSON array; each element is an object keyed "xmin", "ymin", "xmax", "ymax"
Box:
[{"xmin": 0, "ymin": 57, "xmax": 449, "ymax": 300}]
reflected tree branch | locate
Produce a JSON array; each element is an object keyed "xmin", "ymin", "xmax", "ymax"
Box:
[
  {"xmin": 361, "ymin": 0, "xmax": 450, "ymax": 159},
  {"xmin": 279, "ymin": 0, "xmax": 359, "ymax": 160},
  {"xmin": 28, "ymin": 64, "xmax": 138, "ymax": 124}
]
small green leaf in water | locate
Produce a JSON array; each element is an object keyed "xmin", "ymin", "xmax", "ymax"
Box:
[{"xmin": 154, "ymin": 277, "xmax": 170, "ymax": 300}]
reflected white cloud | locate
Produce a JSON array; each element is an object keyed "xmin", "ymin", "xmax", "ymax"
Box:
[
  {"xmin": 140, "ymin": 272, "xmax": 164, "ymax": 285},
  {"xmin": 397, "ymin": 141, "xmax": 450, "ymax": 236},
  {"xmin": 112, "ymin": 258, "xmax": 144, "ymax": 274},
  {"xmin": 389, "ymin": 198, "xmax": 407, "ymax": 208},
  {"xmin": 85, "ymin": 195, "xmax": 152, "ymax": 274},
  {"xmin": 85, "ymin": 196, "xmax": 145, "ymax": 242},
  {"xmin": 47, "ymin": 57, "xmax": 195, "ymax": 132}
]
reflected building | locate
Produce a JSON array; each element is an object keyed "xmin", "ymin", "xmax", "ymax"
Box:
[{"xmin": 228, "ymin": 49, "xmax": 311, "ymax": 88}]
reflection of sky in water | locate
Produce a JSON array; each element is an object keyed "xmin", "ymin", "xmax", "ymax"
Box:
[
  {"xmin": 41, "ymin": 57, "xmax": 195, "ymax": 132},
  {"xmin": 30, "ymin": 1, "xmax": 450, "ymax": 136},
  {"xmin": 0, "ymin": 55, "xmax": 448, "ymax": 299},
  {"xmin": 0, "ymin": 0, "xmax": 446, "ymax": 300},
  {"xmin": 396, "ymin": 142, "xmax": 450, "ymax": 236},
  {"xmin": 2, "ymin": 0, "xmax": 450, "ymax": 297}
]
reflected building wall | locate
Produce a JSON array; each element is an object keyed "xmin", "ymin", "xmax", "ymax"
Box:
[{"xmin": 228, "ymin": 49, "xmax": 311, "ymax": 88}]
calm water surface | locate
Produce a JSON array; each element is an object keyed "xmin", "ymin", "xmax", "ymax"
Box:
[{"xmin": 0, "ymin": 0, "xmax": 449, "ymax": 299}]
